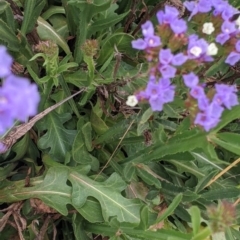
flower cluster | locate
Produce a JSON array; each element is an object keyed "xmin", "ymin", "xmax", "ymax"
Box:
[
  {"xmin": 183, "ymin": 72, "xmax": 238, "ymax": 131},
  {"xmin": 127, "ymin": 1, "xmax": 239, "ymax": 132},
  {"xmin": 0, "ymin": 46, "xmax": 40, "ymax": 135}
]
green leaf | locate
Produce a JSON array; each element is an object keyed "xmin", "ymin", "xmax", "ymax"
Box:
[
  {"xmin": 77, "ymin": 197, "xmax": 104, "ymax": 223},
  {"xmin": 155, "ymin": 193, "xmax": 183, "ymax": 223},
  {"xmin": 212, "ymin": 105, "xmax": 240, "ymax": 133},
  {"xmin": 205, "ymin": 57, "xmax": 227, "ymax": 77},
  {"xmin": 72, "ymin": 120, "xmax": 99, "ymax": 171},
  {"xmin": 88, "ymin": 11, "xmax": 129, "ymax": 34},
  {"xmin": 82, "ymin": 122, "xmax": 93, "ymax": 151},
  {"xmin": 194, "ymin": 170, "xmax": 218, "ymax": 193},
  {"xmin": 201, "ymin": 187, "xmax": 240, "ymax": 200},
  {"xmin": 38, "ymin": 111, "xmax": 76, "ymax": 162},
  {"xmin": 189, "ymin": 206, "xmax": 201, "ymax": 235},
  {"xmin": 72, "ymin": 214, "xmax": 92, "ymax": 240},
  {"xmin": 21, "ymin": 0, "xmax": 45, "ymax": 34},
  {"xmin": 0, "ymin": 19, "xmax": 20, "ymax": 51},
  {"xmin": 122, "ymin": 129, "xmax": 207, "ymax": 164},
  {"xmin": 123, "ymin": 163, "xmax": 136, "ymax": 182},
  {"xmin": 210, "ymin": 132, "xmax": 240, "ymax": 155},
  {"xmin": 69, "ymin": 172, "xmax": 141, "ymax": 223},
  {"xmin": 41, "ymin": 6, "xmax": 65, "ymax": 20},
  {"xmin": 97, "ymin": 32, "xmax": 134, "ymax": 66},
  {"xmin": 0, "ymin": 167, "xmax": 71, "ymax": 216},
  {"xmin": 37, "ymin": 16, "xmax": 71, "ymax": 55},
  {"xmin": 135, "ymin": 164, "xmax": 161, "ymax": 189},
  {"xmin": 0, "ymin": 1, "xmax": 16, "ymax": 31}
]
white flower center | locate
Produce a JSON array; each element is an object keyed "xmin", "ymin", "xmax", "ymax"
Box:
[
  {"xmin": 235, "ymin": 16, "xmax": 240, "ymax": 29},
  {"xmin": 190, "ymin": 46, "xmax": 202, "ymax": 57},
  {"xmin": 207, "ymin": 43, "xmax": 218, "ymax": 56},
  {"xmin": 202, "ymin": 22, "xmax": 215, "ymax": 35},
  {"xmin": 126, "ymin": 95, "xmax": 138, "ymax": 107},
  {"xmin": 148, "ymin": 38, "xmax": 154, "ymax": 45}
]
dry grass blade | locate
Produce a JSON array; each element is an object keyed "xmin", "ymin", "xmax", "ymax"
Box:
[
  {"xmin": 0, "ymin": 89, "xmax": 84, "ymax": 153},
  {"xmin": 204, "ymin": 157, "xmax": 240, "ymax": 189}
]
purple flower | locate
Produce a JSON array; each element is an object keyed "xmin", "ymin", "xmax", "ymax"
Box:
[
  {"xmin": 221, "ymin": 5, "xmax": 239, "ymax": 20},
  {"xmin": 172, "ymin": 53, "xmax": 188, "ymax": 66},
  {"xmin": 141, "ymin": 21, "xmax": 154, "ymax": 37},
  {"xmin": 213, "ymin": 84, "xmax": 238, "ymax": 109},
  {"xmin": 0, "ymin": 87, "xmax": 16, "ymax": 134},
  {"xmin": 159, "ymin": 65, "xmax": 177, "ymax": 78},
  {"xmin": 183, "ymin": 72, "xmax": 199, "ymax": 88},
  {"xmin": 158, "ymin": 49, "xmax": 187, "ymax": 78},
  {"xmin": 131, "ymin": 36, "xmax": 161, "ymax": 50},
  {"xmin": 212, "ymin": 0, "xmax": 229, "ymax": 16},
  {"xmin": 190, "ymin": 85, "xmax": 206, "ymax": 99},
  {"xmin": 137, "ymin": 77, "xmax": 175, "ymax": 111},
  {"xmin": 225, "ymin": 52, "xmax": 240, "ymax": 65},
  {"xmin": 197, "ymin": 95, "xmax": 209, "ymax": 111},
  {"xmin": 0, "ymin": 74, "xmax": 40, "ymax": 134},
  {"xmin": 216, "ymin": 21, "xmax": 236, "ymax": 45},
  {"xmin": 156, "ymin": 6, "xmax": 187, "ymax": 34},
  {"xmin": 131, "ymin": 21, "xmax": 161, "ymax": 50},
  {"xmin": 195, "ymin": 102, "xmax": 224, "ymax": 131},
  {"xmin": 187, "ymin": 35, "xmax": 213, "ymax": 62},
  {"xmin": 215, "ymin": 33, "xmax": 230, "ymax": 45},
  {"xmin": 157, "ymin": 6, "xmax": 179, "ymax": 25},
  {"xmin": 236, "ymin": 40, "xmax": 240, "ymax": 52},
  {"xmin": 159, "ymin": 49, "xmax": 173, "ymax": 65},
  {"xmin": 0, "ymin": 46, "xmax": 13, "ymax": 78},
  {"xmin": 4, "ymin": 75, "xmax": 40, "ymax": 121},
  {"xmin": 170, "ymin": 19, "xmax": 187, "ymax": 34},
  {"xmin": 184, "ymin": 0, "xmax": 212, "ymax": 19}
]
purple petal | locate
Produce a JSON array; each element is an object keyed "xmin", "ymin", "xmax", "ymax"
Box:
[
  {"xmin": 131, "ymin": 39, "xmax": 147, "ymax": 50},
  {"xmin": 159, "ymin": 65, "xmax": 176, "ymax": 78},
  {"xmin": 170, "ymin": 19, "xmax": 187, "ymax": 34},
  {"xmin": 215, "ymin": 33, "xmax": 230, "ymax": 45},
  {"xmin": 183, "ymin": 72, "xmax": 199, "ymax": 88},
  {"xmin": 0, "ymin": 46, "xmax": 13, "ymax": 78},
  {"xmin": 159, "ymin": 49, "xmax": 173, "ymax": 65},
  {"xmin": 141, "ymin": 21, "xmax": 155, "ymax": 37},
  {"xmin": 172, "ymin": 53, "xmax": 188, "ymax": 66},
  {"xmin": 225, "ymin": 52, "xmax": 240, "ymax": 65}
]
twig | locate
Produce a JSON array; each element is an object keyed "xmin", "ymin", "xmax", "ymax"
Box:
[{"xmin": 204, "ymin": 157, "xmax": 240, "ymax": 188}]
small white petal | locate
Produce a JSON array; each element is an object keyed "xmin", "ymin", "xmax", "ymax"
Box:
[
  {"xmin": 190, "ymin": 46, "xmax": 202, "ymax": 57},
  {"xmin": 126, "ymin": 95, "xmax": 138, "ymax": 107},
  {"xmin": 235, "ymin": 16, "xmax": 240, "ymax": 29},
  {"xmin": 202, "ymin": 22, "xmax": 215, "ymax": 35},
  {"xmin": 207, "ymin": 43, "xmax": 218, "ymax": 56}
]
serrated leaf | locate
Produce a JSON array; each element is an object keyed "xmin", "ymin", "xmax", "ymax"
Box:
[
  {"xmin": 69, "ymin": 172, "xmax": 141, "ymax": 223},
  {"xmin": 0, "ymin": 19, "xmax": 20, "ymax": 51},
  {"xmin": 38, "ymin": 111, "xmax": 76, "ymax": 162},
  {"xmin": 21, "ymin": 0, "xmax": 45, "ymax": 34}
]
